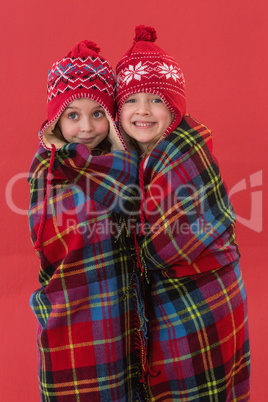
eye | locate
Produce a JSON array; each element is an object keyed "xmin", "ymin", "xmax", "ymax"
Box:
[
  {"xmin": 152, "ymin": 98, "xmax": 162, "ymax": 103},
  {"xmin": 124, "ymin": 98, "xmax": 136, "ymax": 104},
  {"xmin": 68, "ymin": 112, "xmax": 79, "ymax": 120},
  {"xmin": 93, "ymin": 110, "xmax": 105, "ymax": 118}
]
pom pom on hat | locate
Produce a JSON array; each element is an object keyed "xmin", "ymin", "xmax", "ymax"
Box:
[
  {"xmin": 134, "ymin": 25, "xmax": 157, "ymax": 43},
  {"xmin": 82, "ymin": 40, "xmax": 100, "ymax": 53},
  {"xmin": 66, "ymin": 40, "xmax": 100, "ymax": 58}
]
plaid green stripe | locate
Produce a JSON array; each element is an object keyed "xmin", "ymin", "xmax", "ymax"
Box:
[
  {"xmin": 139, "ymin": 115, "xmax": 250, "ymax": 400},
  {"xmin": 28, "ymin": 144, "xmax": 149, "ymax": 401}
]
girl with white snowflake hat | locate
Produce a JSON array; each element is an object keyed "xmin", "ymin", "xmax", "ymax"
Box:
[
  {"xmin": 116, "ymin": 25, "xmax": 250, "ymax": 401},
  {"xmin": 116, "ymin": 25, "xmax": 186, "ymax": 150}
]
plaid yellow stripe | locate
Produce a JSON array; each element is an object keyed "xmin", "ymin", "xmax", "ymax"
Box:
[
  {"xmin": 139, "ymin": 115, "xmax": 250, "ymax": 400},
  {"xmin": 29, "ymin": 144, "xmax": 150, "ymax": 401}
]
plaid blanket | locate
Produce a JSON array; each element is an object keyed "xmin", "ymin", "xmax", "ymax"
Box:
[
  {"xmin": 28, "ymin": 144, "xmax": 149, "ymax": 401},
  {"xmin": 139, "ymin": 115, "xmax": 250, "ymax": 401}
]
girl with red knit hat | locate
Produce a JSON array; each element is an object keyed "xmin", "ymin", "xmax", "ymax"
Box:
[
  {"xmin": 116, "ymin": 26, "xmax": 250, "ymax": 401},
  {"xmin": 28, "ymin": 40, "xmax": 150, "ymax": 401}
]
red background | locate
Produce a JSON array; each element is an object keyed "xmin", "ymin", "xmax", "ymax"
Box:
[{"xmin": 1, "ymin": 1, "xmax": 267, "ymax": 400}]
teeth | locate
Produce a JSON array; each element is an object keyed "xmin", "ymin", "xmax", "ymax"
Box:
[{"xmin": 134, "ymin": 122, "xmax": 154, "ymax": 127}]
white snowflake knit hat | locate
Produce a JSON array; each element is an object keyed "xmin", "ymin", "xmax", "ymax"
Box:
[{"xmin": 116, "ymin": 25, "xmax": 186, "ymax": 128}]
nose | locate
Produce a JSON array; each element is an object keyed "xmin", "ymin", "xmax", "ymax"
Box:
[
  {"xmin": 135, "ymin": 100, "xmax": 151, "ymax": 116},
  {"xmin": 81, "ymin": 117, "xmax": 93, "ymax": 132}
]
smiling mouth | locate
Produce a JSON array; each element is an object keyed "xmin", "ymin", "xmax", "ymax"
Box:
[{"xmin": 133, "ymin": 122, "xmax": 155, "ymax": 127}]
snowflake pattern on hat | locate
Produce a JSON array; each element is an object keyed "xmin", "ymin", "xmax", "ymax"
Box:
[
  {"xmin": 158, "ymin": 63, "xmax": 185, "ymax": 83},
  {"xmin": 117, "ymin": 60, "xmax": 185, "ymax": 89},
  {"xmin": 121, "ymin": 62, "xmax": 149, "ymax": 84}
]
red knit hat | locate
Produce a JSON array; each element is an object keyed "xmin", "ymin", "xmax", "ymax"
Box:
[
  {"xmin": 116, "ymin": 26, "xmax": 186, "ymax": 134},
  {"xmin": 39, "ymin": 40, "xmax": 117, "ymax": 149}
]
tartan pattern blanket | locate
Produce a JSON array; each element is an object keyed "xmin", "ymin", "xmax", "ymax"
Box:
[
  {"xmin": 28, "ymin": 144, "xmax": 149, "ymax": 401},
  {"xmin": 139, "ymin": 115, "xmax": 250, "ymax": 401}
]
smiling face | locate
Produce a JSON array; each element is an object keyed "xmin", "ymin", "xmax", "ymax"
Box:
[
  {"xmin": 58, "ymin": 98, "xmax": 109, "ymax": 148},
  {"xmin": 120, "ymin": 93, "xmax": 173, "ymax": 153}
]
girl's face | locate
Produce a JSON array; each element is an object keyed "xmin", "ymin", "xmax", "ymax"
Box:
[
  {"xmin": 58, "ymin": 98, "xmax": 109, "ymax": 148},
  {"xmin": 120, "ymin": 93, "xmax": 173, "ymax": 152}
]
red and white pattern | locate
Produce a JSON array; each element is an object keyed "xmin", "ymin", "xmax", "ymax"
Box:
[
  {"xmin": 158, "ymin": 62, "xmax": 185, "ymax": 83},
  {"xmin": 117, "ymin": 60, "xmax": 185, "ymax": 87},
  {"xmin": 119, "ymin": 61, "xmax": 149, "ymax": 84},
  {"xmin": 48, "ymin": 57, "xmax": 115, "ymax": 102}
]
